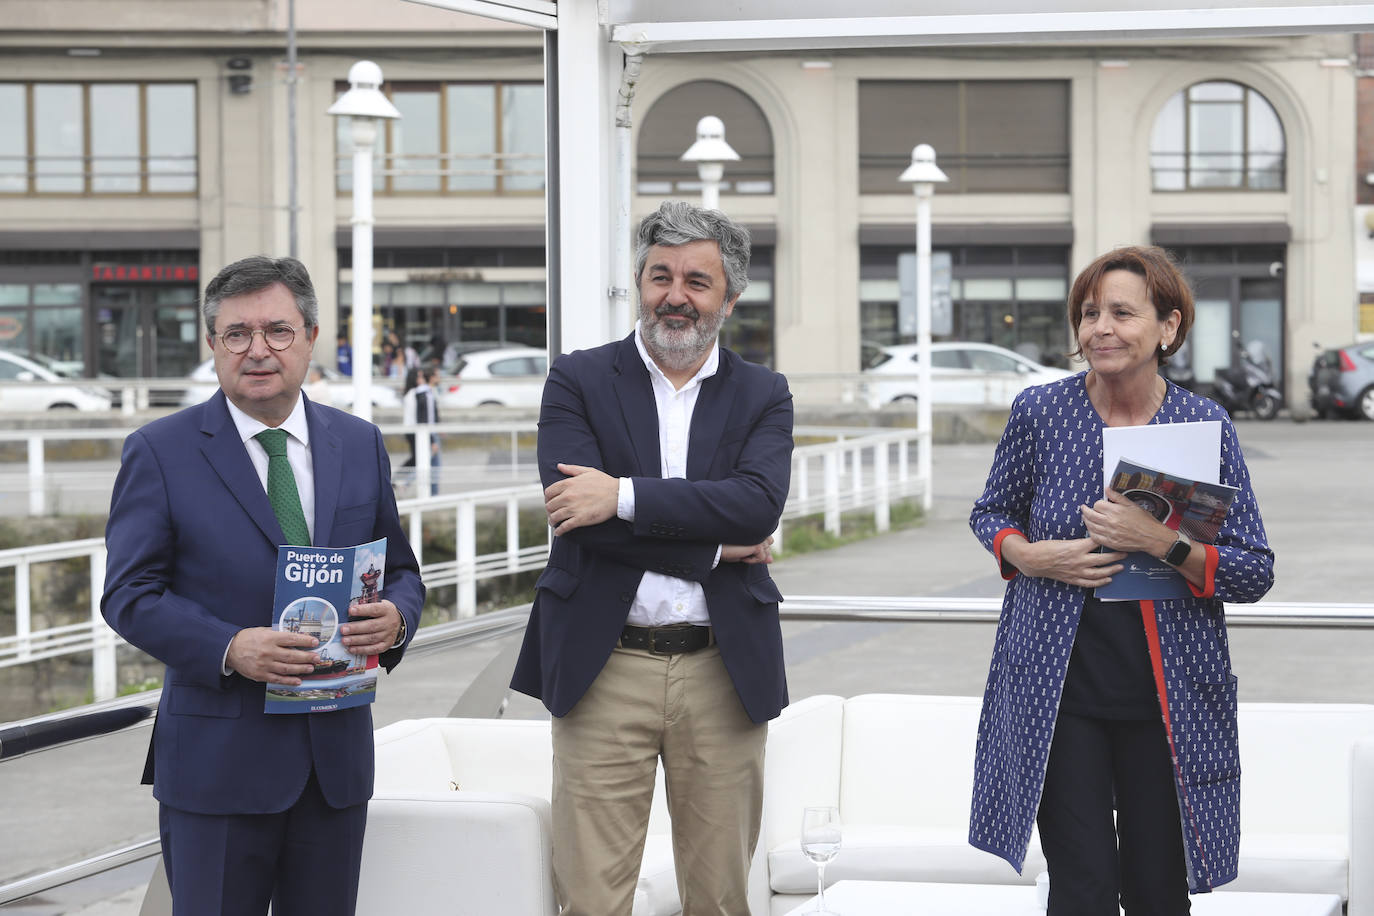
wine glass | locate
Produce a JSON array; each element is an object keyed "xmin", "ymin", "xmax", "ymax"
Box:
[{"xmin": 800, "ymin": 805, "xmax": 842, "ymax": 915}]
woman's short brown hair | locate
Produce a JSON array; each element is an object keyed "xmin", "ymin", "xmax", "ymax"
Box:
[{"xmin": 1067, "ymin": 245, "xmax": 1194, "ymax": 366}]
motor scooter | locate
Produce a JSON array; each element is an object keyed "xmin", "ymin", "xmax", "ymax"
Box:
[{"xmin": 1212, "ymin": 333, "xmax": 1283, "ymax": 420}]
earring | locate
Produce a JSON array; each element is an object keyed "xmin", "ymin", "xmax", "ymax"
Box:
[{"xmin": 1160, "ymin": 342, "xmax": 1168, "ymax": 353}]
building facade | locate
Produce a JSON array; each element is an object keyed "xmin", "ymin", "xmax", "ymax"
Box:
[{"xmin": 0, "ymin": 1, "xmax": 1360, "ymax": 400}]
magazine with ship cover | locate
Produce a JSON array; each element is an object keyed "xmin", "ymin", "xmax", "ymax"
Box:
[
  {"xmin": 1095, "ymin": 458, "xmax": 1238, "ymax": 601},
  {"xmin": 265, "ymin": 537, "xmax": 387, "ymax": 714}
]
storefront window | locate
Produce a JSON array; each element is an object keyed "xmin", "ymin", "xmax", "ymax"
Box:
[{"xmin": 1150, "ymin": 81, "xmax": 1285, "ymax": 191}]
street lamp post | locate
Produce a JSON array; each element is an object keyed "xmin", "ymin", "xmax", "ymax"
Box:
[
  {"xmin": 680, "ymin": 115, "xmax": 739, "ymax": 210},
  {"xmin": 898, "ymin": 143, "xmax": 948, "ymax": 512},
  {"xmin": 328, "ymin": 60, "xmax": 400, "ymax": 424}
]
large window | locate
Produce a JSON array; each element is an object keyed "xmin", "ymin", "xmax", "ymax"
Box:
[
  {"xmin": 859, "ymin": 81, "xmax": 1070, "ymax": 194},
  {"xmin": 1150, "ymin": 81, "xmax": 1285, "ymax": 191},
  {"xmin": 0, "ymin": 82, "xmax": 197, "ymax": 195},
  {"xmin": 636, "ymin": 80, "xmax": 775, "ymax": 196},
  {"xmin": 335, "ymin": 81, "xmax": 544, "ymax": 195},
  {"xmin": 0, "ymin": 282, "xmax": 84, "ymax": 372},
  {"xmin": 860, "ymin": 245, "xmax": 1070, "ymax": 367}
]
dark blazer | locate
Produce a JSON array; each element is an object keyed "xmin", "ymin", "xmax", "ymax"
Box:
[
  {"xmin": 101, "ymin": 391, "xmax": 424, "ymax": 815},
  {"xmin": 511, "ymin": 334, "xmax": 793, "ymax": 724}
]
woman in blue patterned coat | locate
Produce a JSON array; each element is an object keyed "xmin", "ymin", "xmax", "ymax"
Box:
[{"xmin": 967, "ymin": 246, "xmax": 1274, "ymax": 914}]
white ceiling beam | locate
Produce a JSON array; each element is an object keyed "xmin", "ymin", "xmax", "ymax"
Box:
[
  {"xmin": 609, "ymin": 6, "xmax": 1374, "ymax": 53},
  {"xmin": 403, "ymin": 0, "xmax": 557, "ymax": 31}
]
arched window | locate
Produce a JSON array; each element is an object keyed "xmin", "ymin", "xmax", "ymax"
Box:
[
  {"xmin": 636, "ymin": 80, "xmax": 774, "ymax": 195},
  {"xmin": 1150, "ymin": 81, "xmax": 1284, "ymax": 191}
]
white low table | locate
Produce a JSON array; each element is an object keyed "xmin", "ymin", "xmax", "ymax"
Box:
[{"xmin": 782, "ymin": 880, "xmax": 1342, "ymax": 916}]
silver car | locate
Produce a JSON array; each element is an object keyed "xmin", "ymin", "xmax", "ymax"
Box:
[{"xmin": 1309, "ymin": 342, "xmax": 1374, "ymax": 421}]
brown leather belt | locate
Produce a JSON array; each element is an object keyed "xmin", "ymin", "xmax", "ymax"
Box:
[{"xmin": 619, "ymin": 624, "xmax": 714, "ymax": 655}]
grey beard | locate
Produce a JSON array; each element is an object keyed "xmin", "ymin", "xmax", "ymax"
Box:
[{"xmin": 641, "ymin": 306, "xmax": 727, "ymax": 372}]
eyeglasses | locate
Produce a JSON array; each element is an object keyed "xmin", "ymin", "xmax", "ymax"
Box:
[{"xmin": 216, "ymin": 324, "xmax": 302, "ymax": 354}]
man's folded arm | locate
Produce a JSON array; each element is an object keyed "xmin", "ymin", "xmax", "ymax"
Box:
[
  {"xmin": 631, "ymin": 374, "xmax": 793, "ymax": 545},
  {"xmin": 100, "ymin": 432, "xmax": 243, "ymax": 687}
]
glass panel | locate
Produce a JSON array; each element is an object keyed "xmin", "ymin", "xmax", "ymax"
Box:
[
  {"xmin": 1246, "ymin": 89, "xmax": 1285, "ymax": 190},
  {"xmin": 0, "ymin": 84, "xmax": 26, "ymax": 192},
  {"xmin": 860, "ymin": 301, "xmax": 898, "ymax": 345},
  {"xmin": 152, "ymin": 286, "xmax": 197, "ymax": 306},
  {"xmin": 1150, "ymin": 92, "xmax": 1185, "ymax": 191},
  {"xmin": 720, "ymin": 302, "xmax": 773, "ymax": 367},
  {"xmin": 445, "ymin": 85, "xmax": 495, "ymax": 192},
  {"xmin": 1016, "ymin": 302, "xmax": 1071, "ymax": 368},
  {"xmin": 450, "ymin": 281, "xmax": 498, "ymax": 305},
  {"xmin": 146, "ymin": 84, "xmax": 197, "ymax": 192},
  {"xmin": 96, "ymin": 303, "xmax": 142, "ymax": 377},
  {"xmin": 736, "ymin": 280, "xmax": 772, "ymax": 304},
  {"xmin": 500, "ymin": 281, "xmax": 545, "ymax": 306},
  {"xmin": 504, "ymin": 306, "xmax": 545, "ymax": 347},
  {"xmin": 0, "ymin": 309, "xmax": 27, "ymax": 353},
  {"xmin": 859, "ymin": 279, "xmax": 901, "ymax": 301},
  {"xmin": 33, "ymin": 306, "xmax": 83, "ymax": 372},
  {"xmin": 458, "ymin": 306, "xmax": 500, "ymax": 339},
  {"xmin": 1189, "ymin": 81, "xmax": 1244, "ymax": 102},
  {"xmin": 1015, "ymin": 278, "xmax": 1067, "ymax": 301},
  {"xmin": 1189, "ymin": 99, "xmax": 1243, "ymax": 188},
  {"xmin": 90, "ymin": 84, "xmax": 140, "ymax": 192},
  {"xmin": 637, "ymin": 79, "xmax": 775, "ymax": 196},
  {"xmin": 1192, "ymin": 296, "xmax": 1232, "ymax": 385},
  {"xmin": 33, "ymin": 283, "xmax": 82, "ymax": 305},
  {"xmin": 501, "ymin": 84, "xmax": 544, "ymax": 192},
  {"xmin": 0, "ymin": 284, "xmax": 28, "ymax": 306},
  {"xmin": 33, "ymin": 83, "xmax": 83, "ymax": 192},
  {"xmin": 150, "ymin": 305, "xmax": 201, "ymax": 376},
  {"xmin": 388, "ymin": 283, "xmax": 445, "ymax": 306},
  {"xmin": 961, "ymin": 278, "xmax": 1013, "ymax": 299},
  {"xmin": 391, "ymin": 89, "xmax": 440, "ymax": 191},
  {"xmin": 1239, "ymin": 277, "xmax": 1282, "ymax": 387}
]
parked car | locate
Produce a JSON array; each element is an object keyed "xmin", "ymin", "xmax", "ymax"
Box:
[
  {"xmin": 180, "ymin": 358, "xmax": 402, "ymax": 410},
  {"xmin": 438, "ymin": 346, "xmax": 548, "ymax": 409},
  {"xmin": 859, "ymin": 341, "xmax": 1073, "ymax": 409},
  {"xmin": 1309, "ymin": 341, "xmax": 1374, "ymax": 420},
  {"xmin": 0, "ymin": 349, "xmax": 113, "ymax": 412}
]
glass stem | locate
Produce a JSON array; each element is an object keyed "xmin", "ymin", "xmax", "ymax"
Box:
[{"xmin": 816, "ymin": 862, "xmax": 826, "ymax": 911}]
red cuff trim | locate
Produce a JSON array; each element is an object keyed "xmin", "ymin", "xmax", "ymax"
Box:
[
  {"xmin": 992, "ymin": 528, "xmax": 1022, "ymax": 581},
  {"xmin": 1187, "ymin": 544, "xmax": 1219, "ymax": 598}
]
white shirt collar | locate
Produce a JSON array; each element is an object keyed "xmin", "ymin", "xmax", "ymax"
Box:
[
  {"xmin": 225, "ymin": 392, "xmax": 310, "ymax": 449},
  {"xmin": 632, "ymin": 319, "xmax": 720, "ymax": 392}
]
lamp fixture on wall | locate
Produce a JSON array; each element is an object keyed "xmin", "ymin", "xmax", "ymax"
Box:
[{"xmin": 227, "ymin": 57, "xmax": 253, "ymax": 95}]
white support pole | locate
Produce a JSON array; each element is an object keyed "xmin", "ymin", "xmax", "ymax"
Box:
[
  {"xmin": 415, "ymin": 427, "xmax": 431, "ymax": 496},
  {"xmin": 554, "ymin": 0, "xmax": 618, "ymax": 354},
  {"xmin": 349, "ymin": 120, "xmax": 377, "ymax": 424},
  {"xmin": 823, "ymin": 450, "xmax": 841, "ymax": 536},
  {"xmin": 915, "ymin": 184, "xmax": 934, "ymax": 513},
  {"xmin": 457, "ymin": 501, "xmax": 477, "ymax": 617},
  {"xmin": 409, "ymin": 506, "xmax": 423, "ymax": 566},
  {"xmin": 16, "ymin": 561, "xmax": 30, "ymax": 661},
  {"xmin": 875, "ymin": 444, "xmax": 891, "ymax": 532},
  {"xmin": 27, "ymin": 435, "xmax": 44, "ymax": 516},
  {"xmin": 506, "ymin": 496, "xmax": 520, "ymax": 572},
  {"xmin": 91, "ymin": 547, "xmax": 115, "ymax": 702},
  {"xmin": 797, "ymin": 455, "xmax": 810, "ymax": 506},
  {"xmin": 851, "ymin": 445, "xmax": 864, "ymax": 507}
]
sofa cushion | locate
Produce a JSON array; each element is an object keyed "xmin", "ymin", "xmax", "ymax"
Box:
[
  {"xmin": 373, "ymin": 722, "xmax": 454, "ymax": 794},
  {"xmin": 768, "ymin": 825, "xmax": 1043, "ymax": 893},
  {"xmin": 636, "ymin": 833, "xmax": 682, "ymax": 916},
  {"xmin": 1228, "ymin": 833, "xmax": 1348, "ymax": 899}
]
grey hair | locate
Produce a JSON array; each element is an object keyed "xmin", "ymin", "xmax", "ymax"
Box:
[
  {"xmin": 634, "ymin": 200, "xmax": 751, "ymax": 302},
  {"xmin": 202, "ymin": 255, "xmax": 319, "ymax": 336}
]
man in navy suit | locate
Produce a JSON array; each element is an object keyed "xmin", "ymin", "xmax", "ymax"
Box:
[
  {"xmin": 512, "ymin": 201, "xmax": 793, "ymax": 915},
  {"xmin": 102, "ymin": 256, "xmax": 424, "ymax": 915}
]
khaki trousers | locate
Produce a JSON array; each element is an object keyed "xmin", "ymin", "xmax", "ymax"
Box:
[{"xmin": 551, "ymin": 644, "xmax": 767, "ymax": 916}]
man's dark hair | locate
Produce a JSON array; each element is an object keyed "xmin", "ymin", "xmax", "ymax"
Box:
[{"xmin": 202, "ymin": 256, "xmax": 319, "ymax": 336}]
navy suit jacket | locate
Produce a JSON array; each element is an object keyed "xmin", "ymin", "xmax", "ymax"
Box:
[
  {"xmin": 101, "ymin": 391, "xmax": 424, "ymax": 815},
  {"xmin": 510, "ymin": 334, "xmax": 793, "ymax": 724}
]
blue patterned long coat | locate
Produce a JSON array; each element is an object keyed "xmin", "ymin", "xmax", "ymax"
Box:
[{"xmin": 966, "ymin": 373, "xmax": 1274, "ymax": 893}]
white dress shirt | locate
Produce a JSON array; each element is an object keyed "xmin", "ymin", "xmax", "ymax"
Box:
[
  {"xmin": 225, "ymin": 394, "xmax": 316, "ymax": 545},
  {"xmin": 617, "ymin": 321, "xmax": 720, "ymax": 627}
]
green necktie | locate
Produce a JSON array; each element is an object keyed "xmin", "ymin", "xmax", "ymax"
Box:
[{"xmin": 255, "ymin": 428, "xmax": 310, "ymax": 546}]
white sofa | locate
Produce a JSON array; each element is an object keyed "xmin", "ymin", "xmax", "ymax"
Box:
[
  {"xmin": 758, "ymin": 694, "xmax": 1374, "ymax": 916},
  {"xmin": 358, "ymin": 716, "xmax": 682, "ymax": 916},
  {"xmin": 358, "ymin": 696, "xmax": 1374, "ymax": 916}
]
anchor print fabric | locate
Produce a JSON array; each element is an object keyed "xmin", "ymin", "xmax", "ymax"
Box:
[{"xmin": 965, "ymin": 372, "xmax": 1274, "ymax": 892}]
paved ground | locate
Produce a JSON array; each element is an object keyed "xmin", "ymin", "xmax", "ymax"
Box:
[{"xmin": 2, "ymin": 415, "xmax": 1371, "ymax": 912}]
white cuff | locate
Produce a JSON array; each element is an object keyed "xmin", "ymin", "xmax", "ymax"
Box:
[
  {"xmin": 712, "ymin": 545, "xmax": 722, "ymax": 570},
  {"xmin": 617, "ymin": 477, "xmax": 636, "ymax": 522}
]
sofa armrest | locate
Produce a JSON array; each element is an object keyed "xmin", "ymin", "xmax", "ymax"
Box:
[
  {"xmin": 358, "ymin": 791, "xmax": 556, "ymax": 916},
  {"xmin": 1350, "ymin": 737, "xmax": 1374, "ymax": 916}
]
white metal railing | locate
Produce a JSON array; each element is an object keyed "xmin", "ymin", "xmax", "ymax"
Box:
[{"xmin": 0, "ymin": 425, "xmax": 926, "ymax": 704}]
